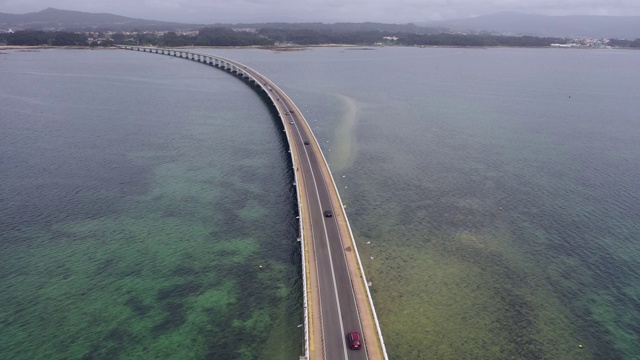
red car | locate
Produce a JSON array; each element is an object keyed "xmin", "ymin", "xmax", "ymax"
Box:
[{"xmin": 348, "ymin": 331, "xmax": 362, "ymax": 350}]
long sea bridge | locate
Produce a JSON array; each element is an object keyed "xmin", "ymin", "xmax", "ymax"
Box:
[{"xmin": 116, "ymin": 45, "xmax": 388, "ymax": 360}]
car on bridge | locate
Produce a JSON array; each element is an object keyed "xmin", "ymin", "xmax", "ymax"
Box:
[
  {"xmin": 348, "ymin": 331, "xmax": 362, "ymax": 350},
  {"xmin": 324, "ymin": 210, "xmax": 333, "ymax": 217},
  {"xmin": 304, "ymin": 140, "xmax": 310, "ymax": 145}
]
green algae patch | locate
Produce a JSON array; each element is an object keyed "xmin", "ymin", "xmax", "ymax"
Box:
[
  {"xmin": 237, "ymin": 201, "xmax": 268, "ymax": 223},
  {"xmin": 354, "ymin": 217, "xmax": 582, "ymax": 360},
  {"xmin": 0, "ymin": 214, "xmax": 268, "ymax": 360}
]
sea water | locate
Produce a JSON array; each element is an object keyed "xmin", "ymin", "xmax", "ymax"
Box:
[
  {"xmin": 1, "ymin": 48, "xmax": 302, "ymax": 360},
  {"xmin": 2, "ymin": 46, "xmax": 639, "ymax": 359}
]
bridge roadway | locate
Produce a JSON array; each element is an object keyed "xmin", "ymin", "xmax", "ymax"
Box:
[{"xmin": 117, "ymin": 46, "xmax": 387, "ymax": 360}]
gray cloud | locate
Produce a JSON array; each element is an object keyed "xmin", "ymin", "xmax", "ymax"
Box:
[{"xmin": 1, "ymin": 0, "xmax": 639, "ymax": 23}]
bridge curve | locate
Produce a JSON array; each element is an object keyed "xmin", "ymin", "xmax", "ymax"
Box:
[{"xmin": 116, "ymin": 45, "xmax": 388, "ymax": 360}]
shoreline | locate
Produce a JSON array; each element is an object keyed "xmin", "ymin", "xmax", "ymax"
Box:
[{"xmin": 2, "ymin": 44, "xmax": 637, "ymax": 52}]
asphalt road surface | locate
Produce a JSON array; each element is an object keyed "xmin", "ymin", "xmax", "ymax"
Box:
[
  {"xmin": 283, "ymin": 96, "xmax": 368, "ymax": 360},
  {"xmin": 243, "ymin": 67, "xmax": 369, "ymax": 360}
]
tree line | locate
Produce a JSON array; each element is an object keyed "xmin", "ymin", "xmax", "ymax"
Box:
[
  {"xmin": 1, "ymin": 30, "xmax": 90, "ymax": 46},
  {"xmin": 608, "ymin": 38, "xmax": 640, "ymax": 48},
  {"xmin": 2, "ymin": 28, "xmax": 640, "ymax": 48}
]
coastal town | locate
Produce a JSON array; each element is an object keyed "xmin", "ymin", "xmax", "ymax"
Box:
[{"xmin": 1, "ymin": 27, "xmax": 637, "ymax": 49}]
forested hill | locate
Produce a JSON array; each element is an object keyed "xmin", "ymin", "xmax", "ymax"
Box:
[
  {"xmin": 0, "ymin": 7, "xmax": 196, "ymax": 31},
  {"xmin": 424, "ymin": 12, "xmax": 640, "ymax": 39},
  {"xmin": 3, "ymin": 8, "xmax": 639, "ymax": 39},
  {"xmin": 0, "ymin": 27, "xmax": 579, "ymax": 48},
  {"xmin": 0, "ymin": 8, "xmax": 443, "ymax": 34}
]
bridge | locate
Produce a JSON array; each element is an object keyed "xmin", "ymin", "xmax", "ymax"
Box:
[{"xmin": 117, "ymin": 46, "xmax": 388, "ymax": 360}]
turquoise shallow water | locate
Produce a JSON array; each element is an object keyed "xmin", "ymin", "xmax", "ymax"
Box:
[
  {"xmin": 2, "ymin": 47, "xmax": 640, "ymax": 359},
  {"xmin": 1, "ymin": 49, "xmax": 302, "ymax": 359}
]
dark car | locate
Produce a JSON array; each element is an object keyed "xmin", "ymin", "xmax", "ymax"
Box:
[
  {"xmin": 323, "ymin": 210, "xmax": 333, "ymax": 217},
  {"xmin": 348, "ymin": 331, "xmax": 362, "ymax": 350},
  {"xmin": 304, "ymin": 140, "xmax": 310, "ymax": 145}
]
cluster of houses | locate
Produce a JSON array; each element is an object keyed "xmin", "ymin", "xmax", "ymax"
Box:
[{"xmin": 551, "ymin": 38, "xmax": 612, "ymax": 48}]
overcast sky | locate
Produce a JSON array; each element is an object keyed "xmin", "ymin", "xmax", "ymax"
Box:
[{"xmin": 2, "ymin": 0, "xmax": 639, "ymax": 24}]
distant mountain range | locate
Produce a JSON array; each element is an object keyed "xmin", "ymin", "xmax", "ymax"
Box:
[
  {"xmin": 423, "ymin": 12, "xmax": 640, "ymax": 39},
  {"xmin": 1, "ymin": 8, "xmax": 639, "ymax": 39},
  {"xmin": 0, "ymin": 7, "xmax": 198, "ymax": 31}
]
